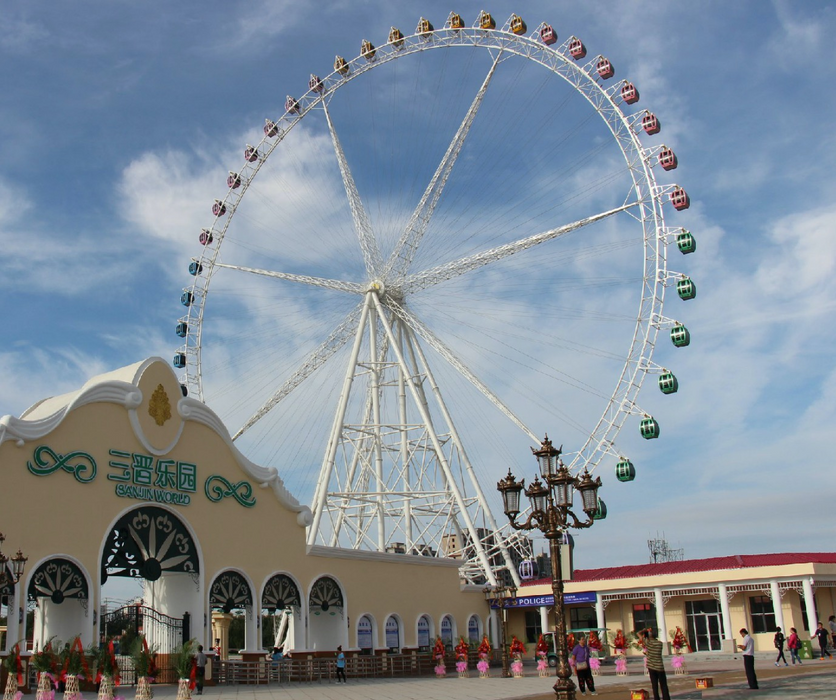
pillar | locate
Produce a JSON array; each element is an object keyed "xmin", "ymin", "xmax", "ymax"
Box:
[
  {"xmin": 770, "ymin": 580, "xmax": 785, "ymax": 633},
  {"xmin": 489, "ymin": 609, "xmax": 499, "ymax": 645},
  {"xmin": 802, "ymin": 578, "xmax": 817, "ymax": 633},
  {"xmin": 718, "ymin": 583, "xmax": 733, "ymax": 649},
  {"xmin": 595, "ymin": 598, "xmax": 605, "ymax": 634},
  {"xmin": 539, "ymin": 605, "xmax": 550, "ymax": 633},
  {"xmin": 653, "ymin": 588, "xmax": 667, "ymax": 653},
  {"xmin": 3, "ymin": 590, "xmax": 19, "ymax": 652},
  {"xmin": 211, "ymin": 611, "xmax": 233, "ymax": 660}
]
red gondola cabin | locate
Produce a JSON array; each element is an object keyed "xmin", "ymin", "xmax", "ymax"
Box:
[
  {"xmin": 642, "ymin": 112, "xmax": 660, "ymax": 135},
  {"xmin": 569, "ymin": 38, "xmax": 587, "ymax": 60},
  {"xmin": 670, "ymin": 187, "xmax": 690, "ymax": 211},
  {"xmin": 540, "ymin": 25, "xmax": 557, "ymax": 45},
  {"xmin": 621, "ymin": 82, "xmax": 639, "ymax": 104},
  {"xmin": 658, "ymin": 148, "xmax": 678, "ymax": 171},
  {"xmin": 597, "ymin": 58, "xmax": 614, "ymax": 79}
]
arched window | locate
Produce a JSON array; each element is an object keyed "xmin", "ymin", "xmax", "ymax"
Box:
[
  {"xmin": 385, "ymin": 616, "xmax": 401, "ymax": 652},
  {"xmin": 417, "ymin": 614, "xmax": 431, "ymax": 649},
  {"xmin": 468, "ymin": 614, "xmax": 482, "ymax": 642},
  {"xmin": 210, "ymin": 570, "xmax": 253, "ymax": 613},
  {"xmin": 357, "ymin": 615, "xmax": 374, "ymax": 653}
]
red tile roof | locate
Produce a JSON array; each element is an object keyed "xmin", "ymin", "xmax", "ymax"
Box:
[{"xmin": 522, "ymin": 552, "xmax": 836, "ymax": 586}]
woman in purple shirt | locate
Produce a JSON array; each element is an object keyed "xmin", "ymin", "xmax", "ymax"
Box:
[{"xmin": 570, "ymin": 636, "xmax": 597, "ymax": 696}]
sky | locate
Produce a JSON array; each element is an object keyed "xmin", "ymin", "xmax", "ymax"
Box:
[{"xmin": 2, "ymin": 0, "xmax": 836, "ymax": 585}]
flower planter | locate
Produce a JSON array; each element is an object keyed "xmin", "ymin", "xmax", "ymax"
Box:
[
  {"xmin": 97, "ymin": 676, "xmax": 114, "ymax": 700},
  {"xmin": 175, "ymin": 678, "xmax": 191, "ymax": 700},
  {"xmin": 3, "ymin": 674, "xmax": 18, "ymax": 700},
  {"xmin": 63, "ymin": 674, "xmax": 82, "ymax": 700},
  {"xmin": 135, "ymin": 677, "xmax": 153, "ymax": 700}
]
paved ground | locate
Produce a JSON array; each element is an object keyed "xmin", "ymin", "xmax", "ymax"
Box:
[{"xmin": 141, "ymin": 654, "xmax": 835, "ymax": 700}]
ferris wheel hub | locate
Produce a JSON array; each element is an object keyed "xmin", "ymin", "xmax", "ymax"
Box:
[{"xmin": 368, "ymin": 279, "xmax": 386, "ymax": 295}]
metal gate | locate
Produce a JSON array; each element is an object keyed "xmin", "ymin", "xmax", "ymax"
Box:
[{"xmin": 100, "ymin": 604, "xmax": 190, "ymax": 685}]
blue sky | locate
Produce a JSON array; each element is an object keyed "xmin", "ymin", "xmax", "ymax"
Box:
[{"xmin": 2, "ymin": 0, "xmax": 836, "ymax": 580}]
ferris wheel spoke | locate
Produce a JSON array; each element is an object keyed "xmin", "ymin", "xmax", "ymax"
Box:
[
  {"xmin": 232, "ymin": 302, "xmax": 365, "ymax": 440},
  {"xmin": 322, "ymin": 100, "xmax": 384, "ymax": 277},
  {"xmin": 388, "ymin": 300, "xmax": 538, "ymax": 443},
  {"xmin": 213, "ymin": 262, "xmax": 365, "ymax": 295},
  {"xmin": 384, "ymin": 54, "xmax": 502, "ymax": 280},
  {"xmin": 400, "ymin": 201, "xmax": 638, "ymax": 295}
]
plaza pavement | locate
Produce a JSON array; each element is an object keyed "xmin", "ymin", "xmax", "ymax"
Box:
[{"xmin": 142, "ymin": 654, "xmax": 835, "ymax": 700}]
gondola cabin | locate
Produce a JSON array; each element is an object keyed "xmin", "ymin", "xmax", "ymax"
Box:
[
  {"xmin": 540, "ymin": 24, "xmax": 557, "ymax": 45},
  {"xmin": 188, "ymin": 261, "xmax": 203, "ymax": 276},
  {"xmin": 479, "ymin": 12, "xmax": 495, "ymax": 30},
  {"xmin": 658, "ymin": 147, "xmax": 677, "ymax": 170},
  {"xmin": 642, "ymin": 112, "xmax": 660, "ymax": 135},
  {"xmin": 285, "ymin": 96, "xmax": 300, "ymax": 114},
  {"xmin": 640, "ymin": 416, "xmax": 660, "ymax": 440},
  {"xmin": 361, "ymin": 39, "xmax": 376, "ymax": 61},
  {"xmin": 676, "ymin": 230, "xmax": 696, "ymax": 254},
  {"xmin": 510, "ymin": 15, "xmax": 527, "ymax": 35},
  {"xmin": 569, "ymin": 38, "xmax": 587, "ymax": 59},
  {"xmin": 264, "ymin": 120, "xmax": 279, "ymax": 138},
  {"xmin": 658, "ymin": 372, "xmax": 679, "ymax": 395},
  {"xmin": 180, "ymin": 291, "xmax": 194, "ymax": 307},
  {"xmin": 309, "ymin": 74, "xmax": 324, "ymax": 93},
  {"xmin": 244, "ymin": 145, "xmax": 259, "ymax": 162},
  {"xmin": 448, "ymin": 13, "xmax": 464, "ymax": 30},
  {"xmin": 621, "ymin": 82, "xmax": 639, "ymax": 104},
  {"xmin": 175, "ymin": 322, "xmax": 188, "ymax": 338},
  {"xmin": 227, "ymin": 172, "xmax": 241, "ymax": 189},
  {"xmin": 334, "ymin": 55, "xmax": 350, "ymax": 76},
  {"xmin": 597, "ymin": 58, "xmax": 614, "ymax": 79},
  {"xmin": 519, "ymin": 559, "xmax": 537, "ymax": 580},
  {"xmin": 593, "ymin": 498, "xmax": 607, "ymax": 520},
  {"xmin": 199, "ymin": 229, "xmax": 213, "ymax": 246},
  {"xmin": 417, "ymin": 17, "xmax": 434, "ymax": 36},
  {"xmin": 670, "ymin": 187, "xmax": 690, "ymax": 211},
  {"xmin": 388, "ymin": 27, "xmax": 404, "ymax": 47},
  {"xmin": 615, "ymin": 460, "xmax": 636, "ymax": 482},
  {"xmin": 173, "ymin": 353, "xmax": 187, "ymax": 369},
  {"xmin": 212, "ymin": 200, "xmax": 226, "ymax": 216},
  {"xmin": 670, "ymin": 325, "xmax": 691, "ymax": 347},
  {"xmin": 676, "ymin": 277, "xmax": 696, "ymax": 300}
]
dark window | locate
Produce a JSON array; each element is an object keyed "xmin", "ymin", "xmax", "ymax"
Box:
[
  {"xmin": 524, "ymin": 610, "xmax": 542, "ymax": 643},
  {"xmin": 632, "ymin": 603, "xmax": 657, "ymax": 636},
  {"xmin": 749, "ymin": 596, "xmax": 776, "ymax": 634},
  {"xmin": 569, "ymin": 606, "xmax": 597, "ymax": 631}
]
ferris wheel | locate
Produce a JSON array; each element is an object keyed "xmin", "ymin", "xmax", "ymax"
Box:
[{"xmin": 174, "ymin": 11, "xmax": 695, "ymax": 585}]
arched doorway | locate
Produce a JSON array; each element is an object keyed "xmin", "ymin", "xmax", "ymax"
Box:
[
  {"xmin": 417, "ymin": 614, "xmax": 433, "ymax": 650},
  {"xmin": 440, "ymin": 614, "xmax": 456, "ymax": 650},
  {"xmin": 210, "ymin": 570, "xmax": 254, "ymax": 653},
  {"xmin": 467, "ymin": 613, "xmax": 482, "ymax": 642},
  {"xmin": 28, "ymin": 557, "xmax": 90, "ymax": 648},
  {"xmin": 308, "ymin": 576, "xmax": 344, "ymax": 650},
  {"xmin": 384, "ymin": 615, "xmax": 402, "ymax": 653},
  {"xmin": 262, "ymin": 573, "xmax": 302, "ymax": 654},
  {"xmin": 356, "ymin": 614, "xmax": 376, "ymax": 654}
]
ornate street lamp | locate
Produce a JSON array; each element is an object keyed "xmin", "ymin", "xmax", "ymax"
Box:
[
  {"xmin": 0, "ymin": 532, "xmax": 28, "ymax": 587},
  {"xmin": 497, "ymin": 436, "xmax": 603, "ymax": 700},
  {"xmin": 483, "ymin": 582, "xmax": 517, "ymax": 678}
]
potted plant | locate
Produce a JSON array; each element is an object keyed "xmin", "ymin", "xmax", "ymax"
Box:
[
  {"xmin": 129, "ymin": 636, "xmax": 157, "ymax": 700},
  {"xmin": 30, "ymin": 638, "xmax": 59, "ymax": 700},
  {"xmin": 172, "ymin": 640, "xmax": 197, "ymax": 700},
  {"xmin": 59, "ymin": 637, "xmax": 88, "ymax": 700},
  {"xmin": 1, "ymin": 643, "xmax": 25, "ymax": 700}
]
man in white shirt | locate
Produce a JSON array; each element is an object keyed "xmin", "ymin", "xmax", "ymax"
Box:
[{"xmin": 737, "ymin": 628, "xmax": 759, "ymax": 689}]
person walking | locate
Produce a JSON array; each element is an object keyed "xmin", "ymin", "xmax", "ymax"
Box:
[
  {"xmin": 787, "ymin": 627, "xmax": 802, "ymax": 665},
  {"xmin": 643, "ymin": 628, "xmax": 671, "ymax": 700},
  {"xmin": 335, "ymin": 645, "xmax": 347, "ymax": 683},
  {"xmin": 195, "ymin": 644, "xmax": 207, "ymax": 695},
  {"xmin": 737, "ymin": 628, "xmax": 758, "ymax": 689},
  {"xmin": 813, "ymin": 622, "xmax": 832, "ymax": 660},
  {"xmin": 773, "ymin": 627, "xmax": 788, "ymax": 667},
  {"xmin": 570, "ymin": 635, "xmax": 597, "ymax": 696}
]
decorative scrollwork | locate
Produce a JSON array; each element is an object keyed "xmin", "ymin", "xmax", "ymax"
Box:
[
  {"xmin": 204, "ymin": 475, "xmax": 256, "ymax": 508},
  {"xmin": 28, "ymin": 558, "xmax": 89, "ymax": 604},
  {"xmin": 210, "ymin": 571, "xmax": 253, "ymax": 612},
  {"xmin": 309, "ymin": 576, "xmax": 343, "ymax": 613},
  {"xmin": 27, "ymin": 445, "xmax": 97, "ymax": 483},
  {"xmin": 262, "ymin": 574, "xmax": 301, "ymax": 611}
]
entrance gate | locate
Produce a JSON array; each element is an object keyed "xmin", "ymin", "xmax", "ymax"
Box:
[{"xmin": 101, "ymin": 604, "xmax": 190, "ymax": 684}]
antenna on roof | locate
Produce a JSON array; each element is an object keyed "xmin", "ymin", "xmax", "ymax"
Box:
[{"xmin": 648, "ymin": 533, "xmax": 684, "ymax": 563}]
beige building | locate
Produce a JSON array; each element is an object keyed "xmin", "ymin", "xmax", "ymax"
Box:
[
  {"xmin": 503, "ymin": 554, "xmax": 836, "ymax": 654},
  {"xmin": 0, "ymin": 358, "xmax": 488, "ymax": 662}
]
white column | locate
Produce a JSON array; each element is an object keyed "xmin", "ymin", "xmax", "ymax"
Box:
[
  {"xmin": 653, "ymin": 588, "xmax": 667, "ymax": 653},
  {"xmin": 4, "ymin": 590, "xmax": 19, "ymax": 652},
  {"xmin": 489, "ymin": 609, "xmax": 500, "ymax": 645},
  {"xmin": 718, "ymin": 584, "xmax": 733, "ymax": 641},
  {"xmin": 539, "ymin": 605, "xmax": 550, "ymax": 633},
  {"xmin": 802, "ymin": 578, "xmax": 817, "ymax": 633},
  {"xmin": 770, "ymin": 580, "xmax": 785, "ymax": 633},
  {"xmin": 595, "ymin": 597, "xmax": 605, "ymax": 632}
]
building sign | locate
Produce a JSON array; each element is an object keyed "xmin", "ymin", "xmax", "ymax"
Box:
[
  {"xmin": 488, "ymin": 591, "xmax": 597, "ymax": 608},
  {"xmin": 26, "ymin": 444, "xmax": 255, "ymax": 508}
]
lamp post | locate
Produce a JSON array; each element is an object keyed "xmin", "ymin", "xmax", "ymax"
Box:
[
  {"xmin": 496, "ymin": 436, "xmax": 603, "ymax": 700},
  {"xmin": 483, "ymin": 582, "xmax": 517, "ymax": 678},
  {"xmin": 0, "ymin": 532, "xmax": 28, "ymax": 587}
]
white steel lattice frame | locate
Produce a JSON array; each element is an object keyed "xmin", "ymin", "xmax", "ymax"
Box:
[{"xmin": 176, "ymin": 19, "xmax": 678, "ymax": 584}]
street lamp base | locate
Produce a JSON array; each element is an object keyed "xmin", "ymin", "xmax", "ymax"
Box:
[{"xmin": 553, "ymin": 677, "xmax": 577, "ymax": 700}]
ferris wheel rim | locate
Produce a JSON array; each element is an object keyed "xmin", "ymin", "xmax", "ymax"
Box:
[{"xmin": 176, "ymin": 17, "xmax": 673, "ymax": 477}]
